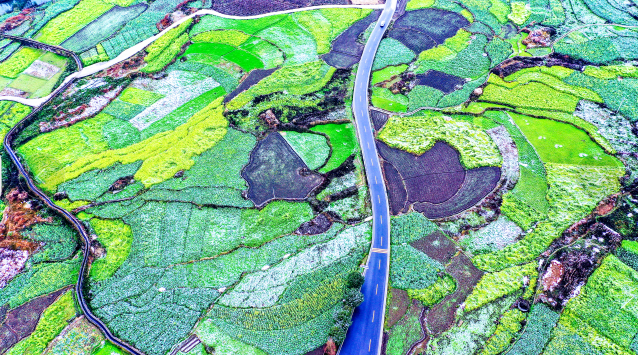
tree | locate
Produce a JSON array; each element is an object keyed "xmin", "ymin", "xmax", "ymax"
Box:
[
  {"xmin": 346, "ymin": 271, "xmax": 365, "ymax": 289},
  {"xmin": 343, "ymin": 288, "xmax": 364, "ymax": 308}
]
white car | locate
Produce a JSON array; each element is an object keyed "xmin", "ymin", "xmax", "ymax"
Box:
[{"xmin": 380, "ymin": 20, "xmax": 386, "ymax": 27}]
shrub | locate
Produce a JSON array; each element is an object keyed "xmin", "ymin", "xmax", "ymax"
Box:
[
  {"xmin": 346, "ymin": 272, "xmax": 365, "ymax": 289},
  {"xmin": 344, "ymin": 288, "xmax": 364, "ymax": 308}
]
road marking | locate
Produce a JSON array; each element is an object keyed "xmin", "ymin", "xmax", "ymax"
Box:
[
  {"xmin": 371, "ymin": 248, "xmax": 389, "ymax": 254},
  {"xmin": 367, "ymin": 142, "xmax": 370, "ymax": 149},
  {"xmin": 380, "ymin": 215, "xmax": 383, "ymax": 224},
  {"xmin": 372, "ymin": 310, "xmax": 375, "ymax": 322},
  {"xmin": 379, "ymin": 260, "xmax": 381, "ymax": 269},
  {"xmin": 376, "ymin": 284, "xmax": 378, "ymax": 295},
  {"xmin": 370, "ymin": 159, "xmax": 374, "ymax": 166},
  {"xmin": 369, "ymin": 339, "xmax": 372, "ymax": 352},
  {"xmin": 364, "ymin": 125, "xmax": 367, "ymax": 132},
  {"xmin": 375, "ymin": 176, "xmax": 378, "ymax": 183},
  {"xmin": 378, "ymin": 195, "xmax": 380, "ymax": 203}
]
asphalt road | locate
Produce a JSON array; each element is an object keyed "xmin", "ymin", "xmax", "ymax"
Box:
[{"xmin": 339, "ymin": 0, "xmax": 396, "ymax": 354}]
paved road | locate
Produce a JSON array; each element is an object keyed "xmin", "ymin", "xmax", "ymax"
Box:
[{"xmin": 339, "ymin": 0, "xmax": 396, "ymax": 354}]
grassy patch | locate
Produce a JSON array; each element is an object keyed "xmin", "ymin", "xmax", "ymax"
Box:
[
  {"xmin": 89, "ymin": 219, "xmax": 133, "ymax": 281},
  {"xmin": 119, "ymin": 87, "xmax": 164, "ymax": 106},
  {"xmin": 372, "ymin": 64, "xmax": 408, "ymax": 85},
  {"xmin": 310, "ymin": 123, "xmax": 357, "ymax": 173},
  {"xmin": 391, "ymin": 245, "xmax": 444, "ymax": 290},
  {"xmin": 372, "ymin": 38, "xmax": 416, "ymax": 71},
  {"xmin": 0, "ymin": 47, "xmax": 42, "ymax": 79},
  {"xmin": 371, "ymin": 87, "xmax": 408, "ymax": 112},
  {"xmin": 280, "ymin": 131, "xmax": 330, "ymax": 170},
  {"xmin": 464, "ymin": 263, "xmax": 535, "ymax": 312},
  {"xmin": 511, "ymin": 113, "xmax": 622, "ymax": 167}
]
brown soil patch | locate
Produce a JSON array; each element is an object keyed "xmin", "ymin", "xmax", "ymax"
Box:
[
  {"xmin": 425, "ymin": 253, "xmax": 483, "ymax": 335},
  {"xmin": 0, "ymin": 287, "xmax": 71, "ymax": 353},
  {"xmin": 0, "ymin": 188, "xmax": 51, "ymax": 251},
  {"xmin": 386, "ymin": 288, "xmax": 410, "ymax": 329},
  {"xmin": 410, "ymin": 231, "xmax": 457, "ymax": 264}
]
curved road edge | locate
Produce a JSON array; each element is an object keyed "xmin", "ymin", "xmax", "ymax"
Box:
[
  {"xmin": 2, "ymin": 45, "xmax": 146, "ymax": 355},
  {"xmin": 339, "ymin": 0, "xmax": 396, "ymax": 354}
]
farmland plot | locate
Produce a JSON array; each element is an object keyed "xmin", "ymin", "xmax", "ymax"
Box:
[{"xmin": 2, "ymin": 6, "xmax": 374, "ymax": 355}]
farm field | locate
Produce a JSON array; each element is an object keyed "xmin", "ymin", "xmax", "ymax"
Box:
[
  {"xmin": 0, "ymin": 0, "xmax": 636, "ymax": 354},
  {"xmin": 376, "ymin": 0, "xmax": 638, "ymax": 354}
]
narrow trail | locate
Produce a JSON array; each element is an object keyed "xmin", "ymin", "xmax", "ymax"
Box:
[{"xmin": 0, "ymin": 3, "xmax": 384, "ymax": 355}]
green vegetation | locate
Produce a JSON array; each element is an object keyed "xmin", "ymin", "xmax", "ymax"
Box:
[
  {"xmin": 371, "ymin": 87, "xmax": 408, "ymax": 112},
  {"xmin": 390, "ymin": 212, "xmax": 438, "ymax": 244},
  {"xmin": 617, "ymin": 240, "xmax": 638, "ymax": 271},
  {"xmin": 372, "ymin": 65, "xmax": 408, "ymax": 85},
  {"xmin": 474, "ymin": 164, "xmax": 624, "ymax": 271},
  {"xmin": 310, "ymin": 123, "xmax": 357, "ymax": 173},
  {"xmin": 119, "ymin": 87, "xmax": 164, "ymax": 106},
  {"xmin": 385, "ymin": 304, "xmax": 424, "ymax": 355},
  {"xmin": 0, "ymin": 258, "xmax": 80, "ymax": 308},
  {"xmin": 192, "ymin": 29, "xmax": 251, "ymax": 46},
  {"xmin": 372, "ymin": 38, "xmax": 416, "ymax": 71},
  {"xmin": 196, "ymin": 321, "xmax": 267, "ymax": 355},
  {"xmin": 281, "ymin": 131, "xmax": 330, "ymax": 170},
  {"xmin": 23, "ymin": 98, "xmax": 227, "ymax": 191},
  {"xmin": 390, "ymin": 245, "xmax": 444, "ymax": 290},
  {"xmin": 89, "ymin": 218, "xmax": 133, "ymax": 281},
  {"xmin": 0, "ymin": 47, "xmax": 42, "ymax": 78},
  {"xmin": 35, "ymin": 0, "xmax": 117, "ymax": 45},
  {"xmin": 227, "ymin": 61, "xmax": 335, "ymax": 110},
  {"xmin": 378, "ymin": 111, "xmax": 502, "ymax": 169},
  {"xmin": 507, "ymin": 303, "xmax": 559, "ymax": 355},
  {"xmin": 6, "ymin": 290, "xmax": 77, "ymax": 355},
  {"xmin": 143, "ymin": 20, "xmax": 192, "ymax": 73},
  {"xmin": 544, "ymin": 255, "xmax": 638, "ymax": 354},
  {"xmin": 407, "ymin": 274, "xmax": 456, "ymax": 306},
  {"xmin": 465, "ymin": 263, "xmax": 535, "ymax": 312},
  {"xmin": 481, "ymin": 309, "xmax": 525, "ymax": 355}
]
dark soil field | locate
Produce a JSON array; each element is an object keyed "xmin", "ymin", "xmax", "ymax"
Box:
[
  {"xmin": 391, "ymin": 9, "xmax": 469, "ymax": 44},
  {"xmin": 323, "ymin": 11, "xmax": 381, "ymax": 69},
  {"xmin": 425, "ymin": 254, "xmax": 482, "ymax": 335},
  {"xmin": 296, "ymin": 213, "xmax": 333, "ymax": 235},
  {"xmin": 243, "ymin": 132, "xmax": 324, "ymax": 207},
  {"xmin": 224, "ymin": 68, "xmax": 277, "ymax": 103},
  {"xmin": 388, "ymin": 30, "xmax": 436, "ymax": 54},
  {"xmin": 416, "ymin": 70, "xmax": 466, "ymax": 94},
  {"xmin": 0, "ymin": 287, "xmax": 71, "ymax": 353},
  {"xmin": 386, "ymin": 288, "xmax": 410, "ymax": 329},
  {"xmin": 414, "ymin": 167, "xmax": 501, "ymax": 219},
  {"xmin": 410, "ymin": 230, "xmax": 457, "ymax": 264},
  {"xmin": 370, "ymin": 109, "xmax": 388, "ymax": 131},
  {"xmin": 382, "ymin": 161, "xmax": 408, "ymax": 215}
]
